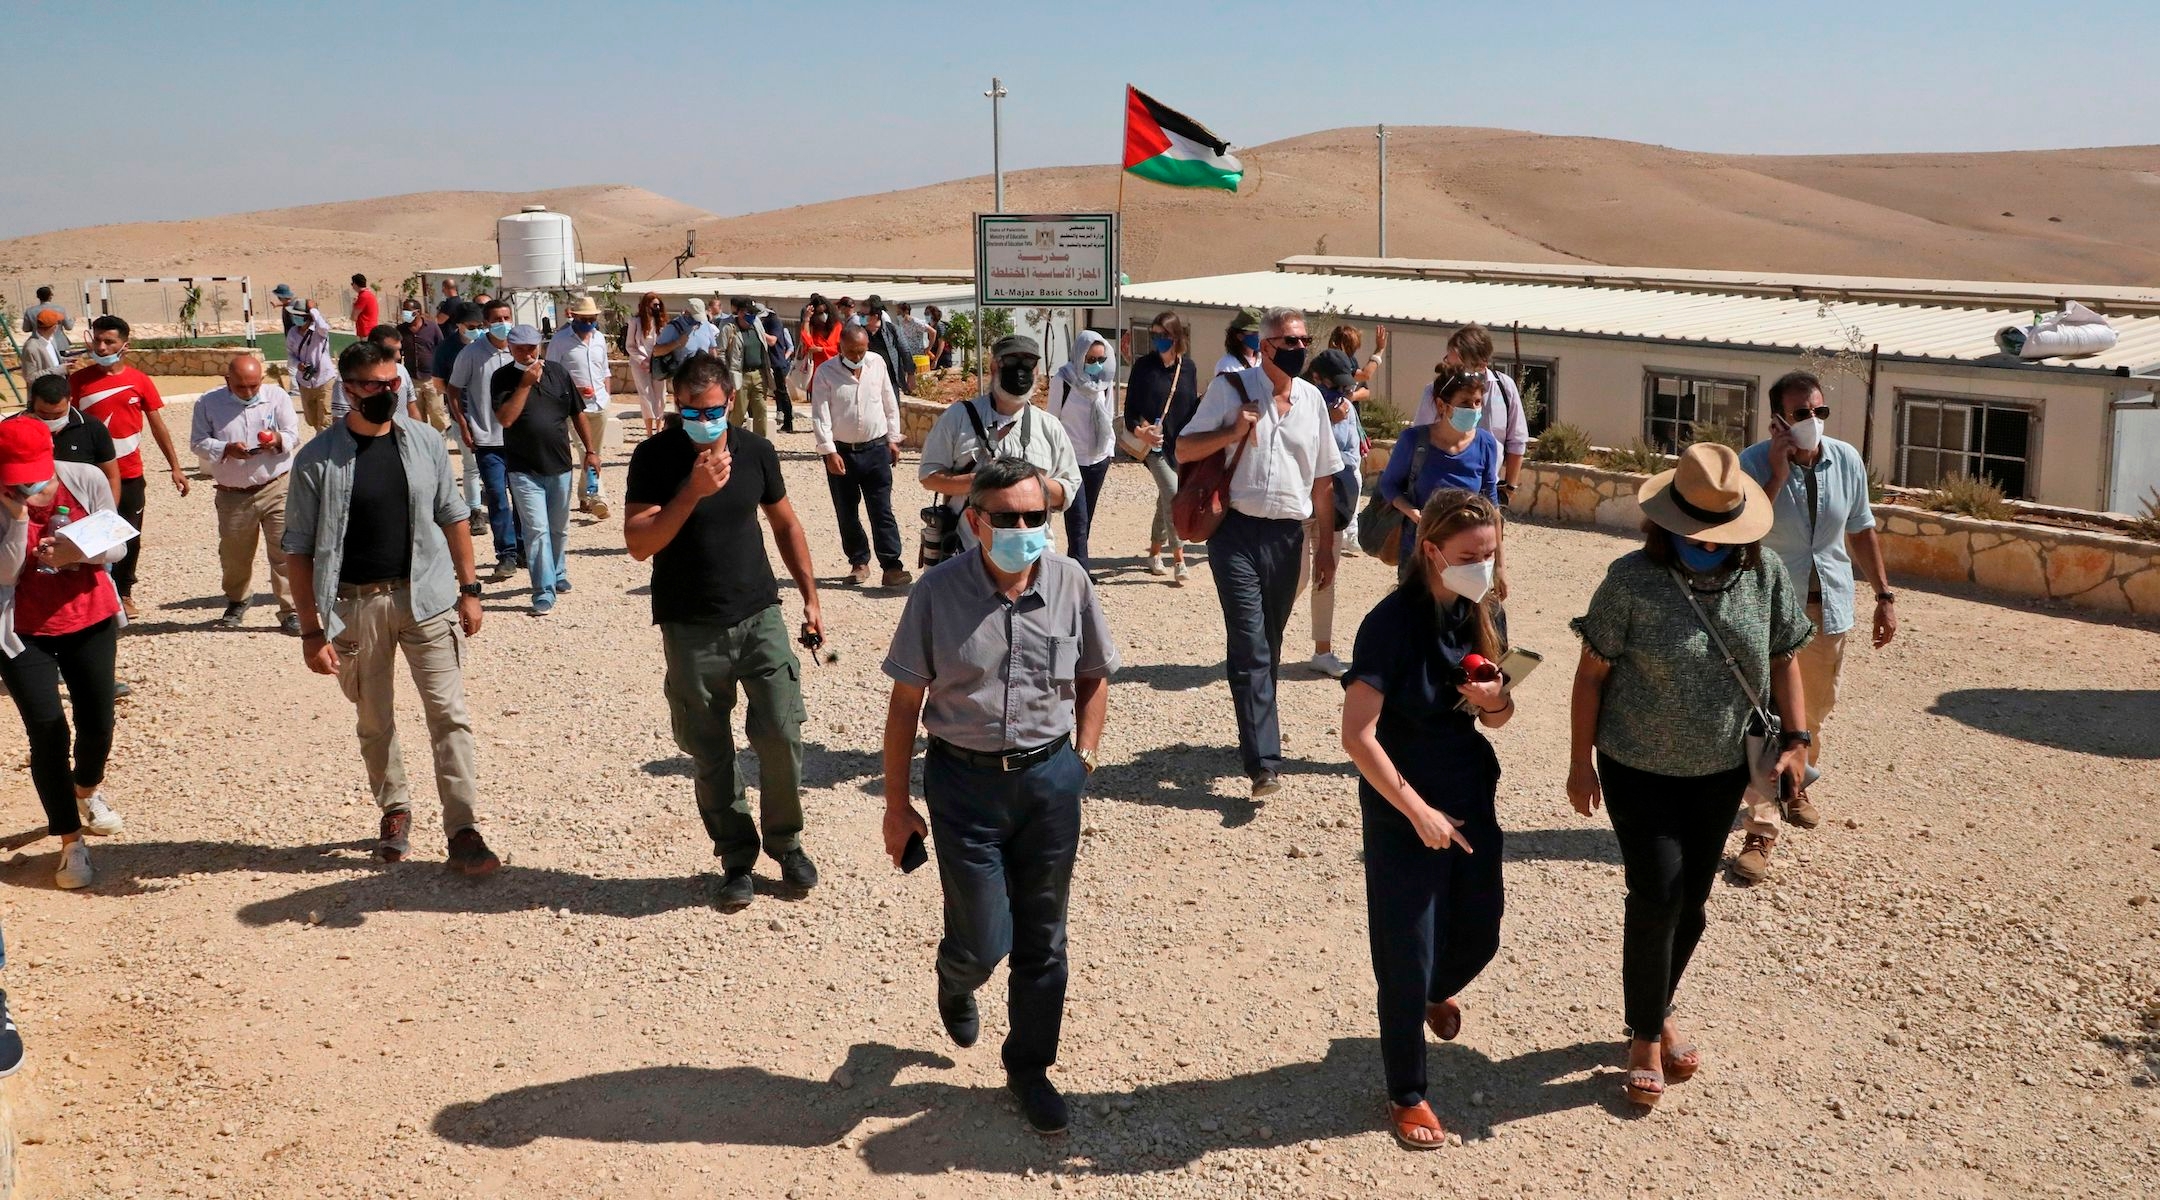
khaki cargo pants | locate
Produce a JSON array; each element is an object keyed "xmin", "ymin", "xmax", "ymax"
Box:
[
  {"xmin": 332, "ymin": 582, "xmax": 480, "ymax": 835},
  {"xmin": 214, "ymin": 473, "xmax": 295, "ymax": 615}
]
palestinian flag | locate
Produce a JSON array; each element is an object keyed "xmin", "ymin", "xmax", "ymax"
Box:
[{"xmin": 1123, "ymin": 86, "xmax": 1243, "ymax": 193}]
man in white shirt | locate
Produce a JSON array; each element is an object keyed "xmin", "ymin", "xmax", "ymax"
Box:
[
  {"xmin": 546, "ymin": 294, "xmax": 613, "ymax": 518},
  {"xmin": 918, "ymin": 335, "xmax": 1081, "ymax": 555},
  {"xmin": 189, "ymin": 354, "xmax": 304, "ymax": 633},
  {"xmin": 1177, "ymin": 306, "xmax": 1344, "ymax": 799},
  {"xmin": 280, "ymin": 287, "xmax": 336, "ymax": 431},
  {"xmin": 812, "ymin": 325, "xmax": 910, "ymax": 589},
  {"xmin": 1410, "ymin": 325, "xmax": 1529, "ymax": 504},
  {"xmin": 446, "ymin": 297, "xmax": 522, "ymax": 577}
]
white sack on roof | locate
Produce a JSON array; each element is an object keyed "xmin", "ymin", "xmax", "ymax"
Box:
[{"xmin": 1997, "ymin": 301, "xmax": 2119, "ymax": 360}]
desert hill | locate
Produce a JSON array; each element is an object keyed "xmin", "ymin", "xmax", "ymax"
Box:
[{"xmin": 6, "ymin": 127, "xmax": 2159, "ymax": 313}]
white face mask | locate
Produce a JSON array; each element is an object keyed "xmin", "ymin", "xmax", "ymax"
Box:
[
  {"xmin": 1788, "ymin": 415, "xmax": 1824, "ymax": 453},
  {"xmin": 1438, "ymin": 557, "xmax": 1495, "ymax": 604},
  {"xmin": 40, "ymin": 415, "xmax": 68, "ymax": 432}
]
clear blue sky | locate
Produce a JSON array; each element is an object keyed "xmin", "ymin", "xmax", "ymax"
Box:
[{"xmin": 8, "ymin": 0, "xmax": 2158, "ymax": 239}]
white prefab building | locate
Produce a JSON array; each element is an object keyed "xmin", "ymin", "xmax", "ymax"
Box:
[{"xmin": 1114, "ymin": 257, "xmax": 2160, "ymax": 515}]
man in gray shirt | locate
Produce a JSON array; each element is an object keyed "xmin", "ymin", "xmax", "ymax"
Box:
[
  {"xmin": 917, "ymin": 334, "xmax": 1080, "ymax": 555},
  {"xmin": 880, "ymin": 457, "xmax": 1116, "ymax": 1138},
  {"xmin": 285, "ymin": 340, "xmax": 497, "ymax": 876},
  {"xmin": 445, "ymin": 297, "xmax": 521, "ymax": 578}
]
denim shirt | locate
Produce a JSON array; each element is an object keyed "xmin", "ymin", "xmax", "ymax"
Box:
[
  {"xmin": 1738, "ymin": 436, "xmax": 1875, "ymax": 636},
  {"xmin": 282, "ymin": 416, "xmax": 472, "ymax": 640}
]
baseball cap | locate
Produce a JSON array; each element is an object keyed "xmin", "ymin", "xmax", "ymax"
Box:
[
  {"xmin": 1311, "ymin": 348, "xmax": 1359, "ymax": 393},
  {"xmin": 0, "ymin": 418, "xmax": 57, "ymax": 488},
  {"xmin": 34, "ymin": 309, "xmax": 61, "ymax": 330},
  {"xmin": 992, "ymin": 333, "xmax": 1041, "ymax": 360}
]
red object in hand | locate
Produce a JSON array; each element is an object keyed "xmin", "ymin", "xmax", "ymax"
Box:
[
  {"xmin": 1462, "ymin": 653, "xmax": 1501, "ymax": 683},
  {"xmin": 257, "ymin": 430, "xmax": 276, "ymax": 445}
]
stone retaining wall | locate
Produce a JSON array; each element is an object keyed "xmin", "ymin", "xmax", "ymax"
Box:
[
  {"xmin": 1511, "ymin": 460, "xmax": 2160, "ymax": 620},
  {"xmin": 128, "ymin": 345, "xmax": 281, "ymax": 381}
]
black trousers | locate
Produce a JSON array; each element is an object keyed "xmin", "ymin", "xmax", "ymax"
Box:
[
  {"xmin": 924, "ymin": 741, "xmax": 1085, "ymax": 1079},
  {"xmin": 1061, "ymin": 458, "xmax": 1111, "ymax": 570},
  {"xmin": 1205, "ymin": 510, "xmax": 1305, "ymax": 779},
  {"xmin": 1362, "ymin": 795, "xmax": 1504, "ymax": 1106},
  {"xmin": 114, "ymin": 475, "xmax": 146, "ymax": 597},
  {"xmin": 770, "ymin": 367, "xmax": 793, "ymax": 427},
  {"xmin": 1599, "ymin": 751, "xmax": 1748, "ymax": 1038},
  {"xmin": 826, "ymin": 442, "xmax": 903, "ymax": 570},
  {"xmin": 0, "ymin": 616, "xmax": 119, "ymax": 836}
]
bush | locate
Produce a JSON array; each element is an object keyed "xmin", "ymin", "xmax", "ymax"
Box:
[
  {"xmin": 1918, "ymin": 473, "xmax": 2012, "ymax": 521},
  {"xmin": 1360, "ymin": 400, "xmax": 1410, "ymax": 445},
  {"xmin": 1688, "ymin": 417, "xmax": 1745, "ymax": 451},
  {"xmin": 1600, "ymin": 440, "xmax": 1671, "ymax": 475},
  {"xmin": 1867, "ymin": 465, "xmax": 1887, "ymax": 506},
  {"xmin": 1527, "ymin": 422, "xmax": 1591, "ymax": 463},
  {"xmin": 2130, "ymin": 487, "xmax": 2160, "ymax": 542}
]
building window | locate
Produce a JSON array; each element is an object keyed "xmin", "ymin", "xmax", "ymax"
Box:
[
  {"xmin": 1898, "ymin": 395, "xmax": 2034, "ymax": 499},
  {"xmin": 1644, "ymin": 371, "xmax": 1754, "ymax": 453},
  {"xmin": 1498, "ymin": 360, "xmax": 1557, "ymax": 437}
]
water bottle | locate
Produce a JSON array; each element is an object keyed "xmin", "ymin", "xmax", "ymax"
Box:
[{"xmin": 38, "ymin": 506, "xmax": 70, "ymax": 574}]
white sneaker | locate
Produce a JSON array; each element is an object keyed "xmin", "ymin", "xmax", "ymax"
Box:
[
  {"xmin": 1311, "ymin": 652, "xmax": 1348, "ymax": 679},
  {"xmin": 77, "ymin": 792, "xmax": 123, "ymax": 837},
  {"xmin": 55, "ymin": 841, "xmax": 92, "ymax": 890},
  {"xmin": 1173, "ymin": 561, "xmax": 1190, "ymax": 586},
  {"xmin": 1147, "ymin": 554, "xmax": 1167, "ymax": 576}
]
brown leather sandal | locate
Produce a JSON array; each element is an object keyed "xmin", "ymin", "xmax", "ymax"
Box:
[
  {"xmin": 1387, "ymin": 1101, "xmax": 1447, "ymax": 1151},
  {"xmin": 1426, "ymin": 998, "xmax": 1462, "ymax": 1042},
  {"xmin": 1623, "ymin": 1068, "xmax": 1664, "ymax": 1108}
]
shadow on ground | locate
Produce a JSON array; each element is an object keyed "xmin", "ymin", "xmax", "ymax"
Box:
[
  {"xmin": 0, "ymin": 835, "xmax": 378, "ymax": 896},
  {"xmin": 432, "ymin": 1036, "xmax": 1618, "ymax": 1174},
  {"xmin": 1087, "ymin": 743, "xmax": 1354, "ymax": 828},
  {"xmin": 1504, "ymin": 826, "xmax": 1621, "ymax": 865},
  {"xmin": 1927, "ymin": 688, "xmax": 2160, "ymax": 760}
]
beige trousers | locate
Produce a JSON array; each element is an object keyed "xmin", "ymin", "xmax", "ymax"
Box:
[
  {"xmin": 732, "ymin": 370, "xmax": 771, "ymax": 439},
  {"xmin": 413, "ymin": 378, "xmax": 449, "ymax": 430},
  {"xmin": 213, "ymin": 473, "xmax": 294, "ymax": 614},
  {"xmin": 1298, "ymin": 514, "xmax": 1345, "ymax": 648},
  {"xmin": 1746, "ymin": 601, "xmax": 1847, "ymax": 837},
  {"xmin": 332, "ymin": 584, "xmax": 479, "ymax": 834},
  {"xmin": 298, "ymin": 382, "xmax": 333, "ymax": 430}
]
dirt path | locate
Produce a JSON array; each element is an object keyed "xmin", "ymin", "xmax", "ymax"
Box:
[{"xmin": 0, "ymin": 417, "xmax": 2154, "ymax": 1198}]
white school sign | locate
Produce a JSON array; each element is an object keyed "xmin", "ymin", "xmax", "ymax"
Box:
[{"xmin": 974, "ymin": 213, "xmax": 1118, "ymax": 308}]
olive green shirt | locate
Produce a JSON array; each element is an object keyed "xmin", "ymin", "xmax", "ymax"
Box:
[{"xmin": 1571, "ymin": 550, "xmax": 1814, "ymax": 777}]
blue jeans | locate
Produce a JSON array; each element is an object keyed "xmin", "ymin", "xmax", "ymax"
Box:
[
  {"xmin": 924, "ymin": 740, "xmax": 1085, "ymax": 1078},
  {"xmin": 473, "ymin": 446, "xmax": 521, "ymax": 566},
  {"xmin": 1061, "ymin": 458, "xmax": 1111, "ymax": 570},
  {"xmin": 506, "ymin": 470, "xmax": 571, "ymax": 603},
  {"xmin": 1206, "ymin": 510, "xmax": 1305, "ymax": 779}
]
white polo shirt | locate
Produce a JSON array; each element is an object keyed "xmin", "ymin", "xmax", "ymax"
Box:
[
  {"xmin": 1185, "ymin": 366, "xmax": 1345, "ymax": 522},
  {"xmin": 545, "ymin": 327, "xmax": 611, "ymax": 413}
]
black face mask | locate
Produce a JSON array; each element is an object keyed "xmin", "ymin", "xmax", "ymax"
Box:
[
  {"xmin": 357, "ymin": 392, "xmax": 399, "ymax": 424},
  {"xmin": 997, "ymin": 361, "xmax": 1037, "ymax": 397},
  {"xmin": 1269, "ymin": 345, "xmax": 1308, "ymax": 379}
]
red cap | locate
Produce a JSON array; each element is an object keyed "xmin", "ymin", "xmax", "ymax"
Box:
[{"xmin": 0, "ymin": 417, "xmax": 57, "ymax": 487}]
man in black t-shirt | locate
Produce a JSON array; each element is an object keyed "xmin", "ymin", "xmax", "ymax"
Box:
[
  {"xmin": 23, "ymin": 375, "xmax": 119, "ymax": 500},
  {"xmin": 624, "ymin": 355, "xmax": 825, "ymax": 913},
  {"xmin": 491, "ymin": 325, "xmax": 598, "ymax": 615}
]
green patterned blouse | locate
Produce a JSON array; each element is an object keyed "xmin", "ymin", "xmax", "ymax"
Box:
[{"xmin": 1571, "ymin": 549, "xmax": 1815, "ymax": 777}]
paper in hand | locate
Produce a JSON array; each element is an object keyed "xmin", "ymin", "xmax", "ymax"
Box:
[{"xmin": 55, "ymin": 510, "xmax": 140, "ymax": 559}]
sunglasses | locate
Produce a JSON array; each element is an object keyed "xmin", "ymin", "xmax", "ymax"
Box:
[
  {"xmin": 1786, "ymin": 405, "xmax": 1832, "ymax": 421},
  {"xmin": 678, "ymin": 406, "xmax": 728, "ymax": 422},
  {"xmin": 340, "ymin": 377, "xmax": 400, "ymax": 395},
  {"xmin": 1269, "ymin": 335, "xmax": 1313, "ymax": 348},
  {"xmin": 974, "ymin": 508, "xmax": 1049, "ymax": 529}
]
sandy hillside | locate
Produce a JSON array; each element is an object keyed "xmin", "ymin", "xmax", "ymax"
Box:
[{"xmin": 6, "ymin": 127, "xmax": 2160, "ymax": 309}]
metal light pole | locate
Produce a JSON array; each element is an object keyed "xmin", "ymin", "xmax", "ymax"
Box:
[
  {"xmin": 985, "ymin": 76, "xmax": 1008, "ymax": 213},
  {"xmin": 1376, "ymin": 124, "xmax": 1389, "ymax": 257}
]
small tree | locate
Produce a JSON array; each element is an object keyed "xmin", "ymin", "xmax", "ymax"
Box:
[{"xmin": 178, "ymin": 285, "xmax": 204, "ymax": 339}]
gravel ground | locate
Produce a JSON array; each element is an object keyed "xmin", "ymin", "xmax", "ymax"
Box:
[{"xmin": 1, "ymin": 414, "xmax": 2155, "ymax": 1199}]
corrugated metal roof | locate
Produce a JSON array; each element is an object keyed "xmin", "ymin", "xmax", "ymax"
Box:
[
  {"xmin": 1123, "ymin": 270, "xmax": 2160, "ymax": 374},
  {"xmin": 693, "ymin": 265, "xmax": 973, "ymax": 285},
  {"xmin": 625, "ymin": 277, "xmax": 975, "ymax": 307}
]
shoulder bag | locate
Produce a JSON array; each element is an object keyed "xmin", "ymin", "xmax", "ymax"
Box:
[
  {"xmin": 1116, "ymin": 357, "xmax": 1182, "ymax": 462},
  {"xmin": 1668, "ymin": 568, "xmax": 1808, "ymax": 817},
  {"xmin": 1170, "ymin": 371, "xmax": 1255, "ymax": 543},
  {"xmin": 1356, "ymin": 434, "xmax": 1431, "ymax": 565},
  {"xmin": 919, "ymin": 398, "xmax": 1031, "ymax": 567}
]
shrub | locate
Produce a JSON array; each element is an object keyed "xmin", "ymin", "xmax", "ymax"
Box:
[
  {"xmin": 1360, "ymin": 400, "xmax": 1410, "ymax": 445},
  {"xmin": 1600, "ymin": 440, "xmax": 1671, "ymax": 475},
  {"xmin": 1527, "ymin": 422, "xmax": 1591, "ymax": 463},
  {"xmin": 1866, "ymin": 465, "xmax": 1887, "ymax": 506},
  {"xmin": 1688, "ymin": 417, "xmax": 1744, "ymax": 451},
  {"xmin": 1918, "ymin": 473, "xmax": 2012, "ymax": 521},
  {"xmin": 2130, "ymin": 487, "xmax": 2160, "ymax": 542}
]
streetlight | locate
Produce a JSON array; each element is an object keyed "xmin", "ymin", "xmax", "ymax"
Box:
[
  {"xmin": 1376, "ymin": 124, "xmax": 1389, "ymax": 258},
  {"xmin": 985, "ymin": 76, "xmax": 1008, "ymax": 213}
]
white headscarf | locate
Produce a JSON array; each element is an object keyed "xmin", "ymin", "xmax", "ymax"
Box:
[{"xmin": 1058, "ymin": 329, "xmax": 1115, "ymax": 397}]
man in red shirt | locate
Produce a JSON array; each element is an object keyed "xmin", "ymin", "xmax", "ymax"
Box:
[
  {"xmin": 350, "ymin": 273, "xmax": 380, "ymax": 338},
  {"xmin": 68, "ymin": 315, "xmax": 191, "ymax": 617}
]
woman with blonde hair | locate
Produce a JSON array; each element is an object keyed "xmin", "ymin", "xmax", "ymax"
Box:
[
  {"xmin": 1340, "ymin": 487, "xmax": 1513, "ymax": 1150},
  {"xmin": 1121, "ymin": 311, "xmax": 1199, "ymax": 582},
  {"xmin": 624, "ymin": 293, "xmax": 667, "ymax": 438}
]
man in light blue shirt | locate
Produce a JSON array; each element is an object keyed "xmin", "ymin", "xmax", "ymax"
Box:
[{"xmin": 1736, "ymin": 369, "xmax": 1898, "ymax": 878}]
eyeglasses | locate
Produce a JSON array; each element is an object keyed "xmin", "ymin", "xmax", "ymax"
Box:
[
  {"xmin": 1269, "ymin": 335, "xmax": 1313, "ymax": 348},
  {"xmin": 340, "ymin": 377, "xmax": 400, "ymax": 396},
  {"xmin": 678, "ymin": 406, "xmax": 728, "ymax": 422},
  {"xmin": 974, "ymin": 508, "xmax": 1049, "ymax": 529},
  {"xmin": 1789, "ymin": 405, "xmax": 1832, "ymax": 421}
]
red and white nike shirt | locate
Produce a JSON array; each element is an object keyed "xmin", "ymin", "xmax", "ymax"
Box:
[{"xmin": 69, "ymin": 364, "xmax": 163, "ymax": 479}]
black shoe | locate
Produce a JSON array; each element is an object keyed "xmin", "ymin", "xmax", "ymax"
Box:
[
  {"xmin": 938, "ymin": 991, "xmax": 979, "ymax": 1048},
  {"xmin": 1250, "ymin": 770, "xmax": 1282, "ymax": 800},
  {"xmin": 446, "ymin": 827, "xmax": 500, "ymax": 877},
  {"xmin": 114, "ymin": 680, "xmax": 134, "ymax": 700},
  {"xmin": 218, "ymin": 601, "xmax": 247, "ymax": 629},
  {"xmin": 714, "ymin": 869, "xmax": 755, "ymax": 912},
  {"xmin": 775, "ymin": 848, "xmax": 818, "ymax": 890},
  {"xmin": 1007, "ymin": 1072, "xmax": 1069, "ymax": 1136},
  {"xmin": 279, "ymin": 612, "xmax": 303, "ymax": 637},
  {"xmin": 0, "ymin": 989, "xmax": 23, "ymax": 1079}
]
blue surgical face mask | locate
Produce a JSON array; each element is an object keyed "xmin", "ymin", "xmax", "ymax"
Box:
[
  {"xmin": 1152, "ymin": 336, "xmax": 1174, "ymax": 355},
  {"xmin": 571, "ymin": 319, "xmax": 596, "ymax": 335},
  {"xmin": 1670, "ymin": 531, "xmax": 1735, "ymax": 574},
  {"xmin": 460, "ymin": 326, "xmax": 484, "ymax": 343},
  {"xmin": 1240, "ymin": 331, "xmax": 1261, "ymax": 353},
  {"xmin": 1083, "ymin": 360, "xmax": 1106, "ymax": 380},
  {"xmin": 1448, "ymin": 404, "xmax": 1483, "ymax": 433},
  {"xmin": 488, "ymin": 321, "xmax": 513, "ymax": 340},
  {"xmin": 986, "ymin": 524, "xmax": 1049, "ymax": 573},
  {"xmin": 681, "ymin": 416, "xmax": 726, "ymax": 445},
  {"xmin": 91, "ymin": 351, "xmax": 122, "ymax": 367}
]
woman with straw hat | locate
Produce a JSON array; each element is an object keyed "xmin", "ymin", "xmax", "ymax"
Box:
[{"xmin": 1565, "ymin": 442, "xmax": 1814, "ymax": 1109}]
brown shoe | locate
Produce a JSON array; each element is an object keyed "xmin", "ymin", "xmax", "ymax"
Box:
[
  {"xmin": 847, "ymin": 563, "xmax": 872, "ymax": 586},
  {"xmin": 121, "ymin": 596, "xmax": 140, "ymax": 620},
  {"xmin": 446, "ymin": 827, "xmax": 500, "ymax": 877},
  {"xmin": 1732, "ymin": 833, "xmax": 1775, "ymax": 884},
  {"xmin": 375, "ymin": 809, "xmax": 412, "ymax": 863},
  {"xmin": 1784, "ymin": 788, "xmax": 1822, "ymax": 830},
  {"xmin": 880, "ymin": 568, "xmax": 914, "ymax": 589}
]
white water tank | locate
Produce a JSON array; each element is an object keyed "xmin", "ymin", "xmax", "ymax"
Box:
[{"xmin": 496, "ymin": 206, "xmax": 578, "ymax": 289}]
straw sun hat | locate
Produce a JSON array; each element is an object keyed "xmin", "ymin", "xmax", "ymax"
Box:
[{"xmin": 1636, "ymin": 442, "xmax": 1773, "ymax": 544}]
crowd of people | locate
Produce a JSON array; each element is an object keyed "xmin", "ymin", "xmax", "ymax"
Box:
[{"xmin": 0, "ymin": 286, "xmax": 1898, "ymax": 1142}]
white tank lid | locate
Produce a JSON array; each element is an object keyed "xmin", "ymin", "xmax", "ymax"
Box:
[{"xmin": 519, "ymin": 205, "xmax": 547, "ymax": 213}]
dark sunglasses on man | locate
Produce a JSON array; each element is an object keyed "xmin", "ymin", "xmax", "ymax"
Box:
[
  {"xmin": 340, "ymin": 377, "xmax": 400, "ymax": 396},
  {"xmin": 1268, "ymin": 334, "xmax": 1313, "ymax": 348},
  {"xmin": 1779, "ymin": 405, "xmax": 1832, "ymax": 423},
  {"xmin": 973, "ymin": 507, "xmax": 1049, "ymax": 529}
]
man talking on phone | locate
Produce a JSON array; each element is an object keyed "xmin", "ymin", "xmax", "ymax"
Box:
[
  {"xmin": 625, "ymin": 355, "xmax": 825, "ymax": 914},
  {"xmin": 1733, "ymin": 369, "xmax": 1898, "ymax": 882},
  {"xmin": 879, "ymin": 457, "xmax": 1116, "ymax": 1138}
]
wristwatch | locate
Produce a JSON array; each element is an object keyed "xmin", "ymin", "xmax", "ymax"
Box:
[
  {"xmin": 1077, "ymin": 748, "xmax": 1098, "ymax": 774},
  {"xmin": 1874, "ymin": 592, "xmax": 1897, "ymax": 604},
  {"xmin": 1779, "ymin": 729, "xmax": 1813, "ymax": 748},
  {"xmin": 459, "ymin": 582, "xmax": 484, "ymax": 598}
]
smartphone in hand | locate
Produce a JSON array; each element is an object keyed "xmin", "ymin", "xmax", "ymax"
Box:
[{"xmin": 899, "ymin": 831, "xmax": 928, "ymax": 873}]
